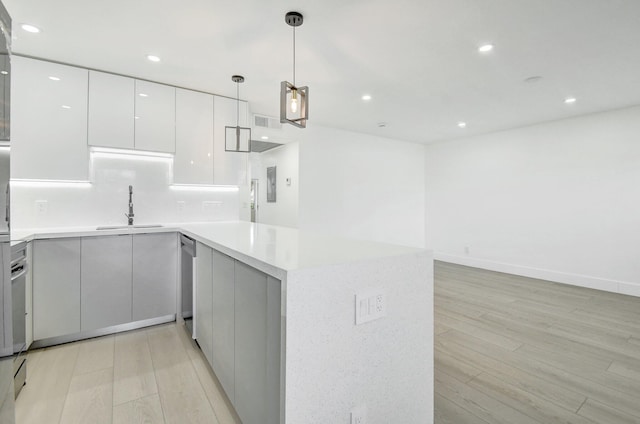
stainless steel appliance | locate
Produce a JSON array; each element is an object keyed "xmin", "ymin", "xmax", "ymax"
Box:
[
  {"xmin": 10, "ymin": 243, "xmax": 25, "ymax": 397},
  {"xmin": 180, "ymin": 234, "xmax": 196, "ymax": 337}
]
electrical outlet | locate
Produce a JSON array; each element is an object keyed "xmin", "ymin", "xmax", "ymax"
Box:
[
  {"xmin": 464, "ymin": 245, "xmax": 470, "ymax": 255},
  {"xmin": 202, "ymin": 201, "xmax": 222, "ymax": 214},
  {"xmin": 351, "ymin": 406, "xmax": 366, "ymax": 424},
  {"xmin": 177, "ymin": 201, "xmax": 186, "ymax": 213},
  {"xmin": 355, "ymin": 290, "xmax": 386, "ymax": 325},
  {"xmin": 35, "ymin": 200, "xmax": 48, "ymax": 216}
]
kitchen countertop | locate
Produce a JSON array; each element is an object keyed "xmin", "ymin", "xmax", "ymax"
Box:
[{"xmin": 12, "ymin": 221, "xmax": 426, "ymax": 272}]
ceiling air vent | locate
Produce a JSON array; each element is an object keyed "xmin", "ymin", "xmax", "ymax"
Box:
[{"xmin": 253, "ymin": 114, "xmax": 282, "ymax": 130}]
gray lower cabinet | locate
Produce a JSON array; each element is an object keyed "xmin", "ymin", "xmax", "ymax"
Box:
[
  {"xmin": 195, "ymin": 242, "xmax": 214, "ymax": 365},
  {"xmin": 196, "ymin": 249, "xmax": 281, "ymax": 424},
  {"xmin": 33, "ymin": 238, "xmax": 81, "ymax": 340},
  {"xmin": 212, "ymin": 250, "xmax": 235, "ymax": 402},
  {"xmin": 132, "ymin": 233, "xmax": 177, "ymax": 321},
  {"xmin": 81, "ymin": 235, "xmax": 133, "ymax": 331}
]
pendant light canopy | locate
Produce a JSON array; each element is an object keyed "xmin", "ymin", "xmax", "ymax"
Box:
[
  {"xmin": 280, "ymin": 11, "xmax": 309, "ymax": 128},
  {"xmin": 225, "ymin": 75, "xmax": 251, "ymax": 153}
]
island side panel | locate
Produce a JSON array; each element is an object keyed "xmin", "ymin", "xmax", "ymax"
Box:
[{"xmin": 283, "ymin": 251, "xmax": 433, "ymax": 424}]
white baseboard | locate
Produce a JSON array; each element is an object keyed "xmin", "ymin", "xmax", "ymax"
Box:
[{"xmin": 435, "ymin": 252, "xmax": 640, "ymax": 298}]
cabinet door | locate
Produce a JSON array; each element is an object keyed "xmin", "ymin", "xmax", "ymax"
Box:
[
  {"xmin": 212, "ymin": 250, "xmax": 235, "ymax": 402},
  {"xmin": 11, "ymin": 57, "xmax": 89, "ymax": 181},
  {"xmin": 32, "ymin": 238, "xmax": 81, "ymax": 340},
  {"xmin": 195, "ymin": 242, "xmax": 213, "ymax": 365},
  {"xmin": 81, "ymin": 235, "xmax": 132, "ymax": 331},
  {"xmin": 234, "ymin": 261, "xmax": 268, "ymax": 424},
  {"xmin": 174, "ymin": 88, "xmax": 214, "ymax": 185},
  {"xmin": 88, "ymin": 71, "xmax": 135, "ymax": 149},
  {"xmin": 213, "ymin": 95, "xmax": 249, "ymax": 185},
  {"xmin": 132, "ymin": 233, "xmax": 177, "ymax": 321},
  {"xmin": 134, "ymin": 80, "xmax": 175, "ymax": 153}
]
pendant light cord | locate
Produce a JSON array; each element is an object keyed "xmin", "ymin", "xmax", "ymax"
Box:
[
  {"xmin": 236, "ymin": 81, "xmax": 239, "ymax": 127},
  {"xmin": 293, "ymin": 25, "xmax": 296, "ymax": 86}
]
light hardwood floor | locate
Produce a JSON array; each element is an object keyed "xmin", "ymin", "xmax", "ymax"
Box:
[
  {"xmin": 16, "ymin": 262, "xmax": 640, "ymax": 424},
  {"xmin": 16, "ymin": 323, "xmax": 241, "ymax": 424},
  {"xmin": 435, "ymin": 261, "xmax": 640, "ymax": 424}
]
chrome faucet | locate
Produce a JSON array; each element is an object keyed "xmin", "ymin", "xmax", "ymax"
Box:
[{"xmin": 125, "ymin": 185, "xmax": 134, "ymax": 225}]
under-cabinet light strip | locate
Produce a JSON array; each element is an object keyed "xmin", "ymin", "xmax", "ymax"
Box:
[
  {"xmin": 170, "ymin": 184, "xmax": 239, "ymax": 192},
  {"xmin": 90, "ymin": 147, "xmax": 174, "ymax": 160},
  {"xmin": 11, "ymin": 179, "xmax": 92, "ymax": 188}
]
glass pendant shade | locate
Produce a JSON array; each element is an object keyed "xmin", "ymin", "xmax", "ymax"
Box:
[{"xmin": 280, "ymin": 81, "xmax": 308, "ymax": 128}]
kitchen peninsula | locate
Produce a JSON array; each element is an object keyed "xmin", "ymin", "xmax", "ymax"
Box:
[{"xmin": 14, "ymin": 221, "xmax": 433, "ymax": 424}]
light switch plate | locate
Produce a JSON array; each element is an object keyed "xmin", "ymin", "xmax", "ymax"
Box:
[{"xmin": 355, "ymin": 290, "xmax": 386, "ymax": 325}]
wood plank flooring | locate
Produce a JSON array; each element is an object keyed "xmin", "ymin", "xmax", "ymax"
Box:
[
  {"xmin": 435, "ymin": 261, "xmax": 640, "ymax": 424},
  {"xmin": 15, "ymin": 323, "xmax": 241, "ymax": 424},
  {"xmin": 15, "ymin": 261, "xmax": 640, "ymax": 423}
]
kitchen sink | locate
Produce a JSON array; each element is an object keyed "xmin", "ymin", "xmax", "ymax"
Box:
[{"xmin": 96, "ymin": 224, "xmax": 163, "ymax": 230}]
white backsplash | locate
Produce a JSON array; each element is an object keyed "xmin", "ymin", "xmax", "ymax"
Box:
[{"xmin": 11, "ymin": 153, "xmax": 243, "ymax": 230}]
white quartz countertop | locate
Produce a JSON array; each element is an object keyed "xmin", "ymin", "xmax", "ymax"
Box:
[{"xmin": 12, "ymin": 221, "xmax": 426, "ymax": 272}]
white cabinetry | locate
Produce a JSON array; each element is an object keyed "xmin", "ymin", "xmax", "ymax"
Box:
[
  {"xmin": 11, "ymin": 57, "xmax": 89, "ymax": 181},
  {"xmin": 212, "ymin": 250, "xmax": 235, "ymax": 401},
  {"xmin": 135, "ymin": 80, "xmax": 175, "ymax": 153},
  {"xmin": 80, "ymin": 235, "xmax": 133, "ymax": 331},
  {"xmin": 32, "ymin": 239, "xmax": 81, "ymax": 340},
  {"xmin": 132, "ymin": 233, "xmax": 177, "ymax": 321},
  {"xmin": 213, "ymin": 95, "xmax": 249, "ymax": 185},
  {"xmin": 174, "ymin": 88, "xmax": 214, "ymax": 184},
  {"xmin": 195, "ymin": 242, "xmax": 213, "ymax": 365},
  {"xmin": 88, "ymin": 71, "xmax": 135, "ymax": 149}
]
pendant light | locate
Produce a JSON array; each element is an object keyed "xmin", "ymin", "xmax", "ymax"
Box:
[
  {"xmin": 280, "ymin": 11, "xmax": 309, "ymax": 128},
  {"xmin": 225, "ymin": 75, "xmax": 251, "ymax": 152}
]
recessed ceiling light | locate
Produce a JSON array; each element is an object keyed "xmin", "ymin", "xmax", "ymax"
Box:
[
  {"xmin": 146, "ymin": 55, "xmax": 161, "ymax": 63},
  {"xmin": 21, "ymin": 24, "xmax": 41, "ymax": 33},
  {"xmin": 362, "ymin": 94, "xmax": 372, "ymax": 101},
  {"xmin": 261, "ymin": 136, "xmax": 269, "ymax": 140},
  {"xmin": 61, "ymin": 105, "xmax": 72, "ymax": 109},
  {"xmin": 478, "ymin": 44, "xmax": 494, "ymax": 53},
  {"xmin": 138, "ymin": 93, "xmax": 148, "ymax": 97},
  {"xmin": 48, "ymin": 76, "xmax": 60, "ymax": 81},
  {"xmin": 457, "ymin": 121, "xmax": 467, "ymax": 128},
  {"xmin": 0, "ymin": 71, "xmax": 8, "ymax": 75},
  {"xmin": 564, "ymin": 97, "xmax": 577, "ymax": 104},
  {"xmin": 377, "ymin": 122, "xmax": 387, "ymax": 128}
]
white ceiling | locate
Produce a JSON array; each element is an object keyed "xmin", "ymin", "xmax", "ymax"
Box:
[{"xmin": 4, "ymin": 0, "xmax": 640, "ymax": 144}]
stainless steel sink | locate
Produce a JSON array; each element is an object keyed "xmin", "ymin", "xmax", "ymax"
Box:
[{"xmin": 96, "ymin": 224, "xmax": 163, "ymax": 230}]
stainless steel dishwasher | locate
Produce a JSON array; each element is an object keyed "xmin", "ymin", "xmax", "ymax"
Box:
[
  {"xmin": 11, "ymin": 242, "xmax": 27, "ymax": 398},
  {"xmin": 180, "ymin": 235, "xmax": 196, "ymax": 337}
]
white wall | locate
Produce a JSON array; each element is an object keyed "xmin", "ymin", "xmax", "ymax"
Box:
[
  {"xmin": 250, "ymin": 142, "xmax": 299, "ymax": 228},
  {"xmin": 299, "ymin": 125, "xmax": 426, "ymax": 248},
  {"xmin": 11, "ymin": 154, "xmax": 241, "ymax": 230},
  {"xmin": 425, "ymin": 106, "xmax": 640, "ymax": 295}
]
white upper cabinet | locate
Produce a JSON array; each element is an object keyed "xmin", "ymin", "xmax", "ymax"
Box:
[
  {"xmin": 174, "ymin": 88, "xmax": 214, "ymax": 184},
  {"xmin": 88, "ymin": 71, "xmax": 135, "ymax": 149},
  {"xmin": 214, "ymin": 95, "xmax": 249, "ymax": 185},
  {"xmin": 134, "ymin": 80, "xmax": 176, "ymax": 153},
  {"xmin": 11, "ymin": 57, "xmax": 89, "ymax": 181}
]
